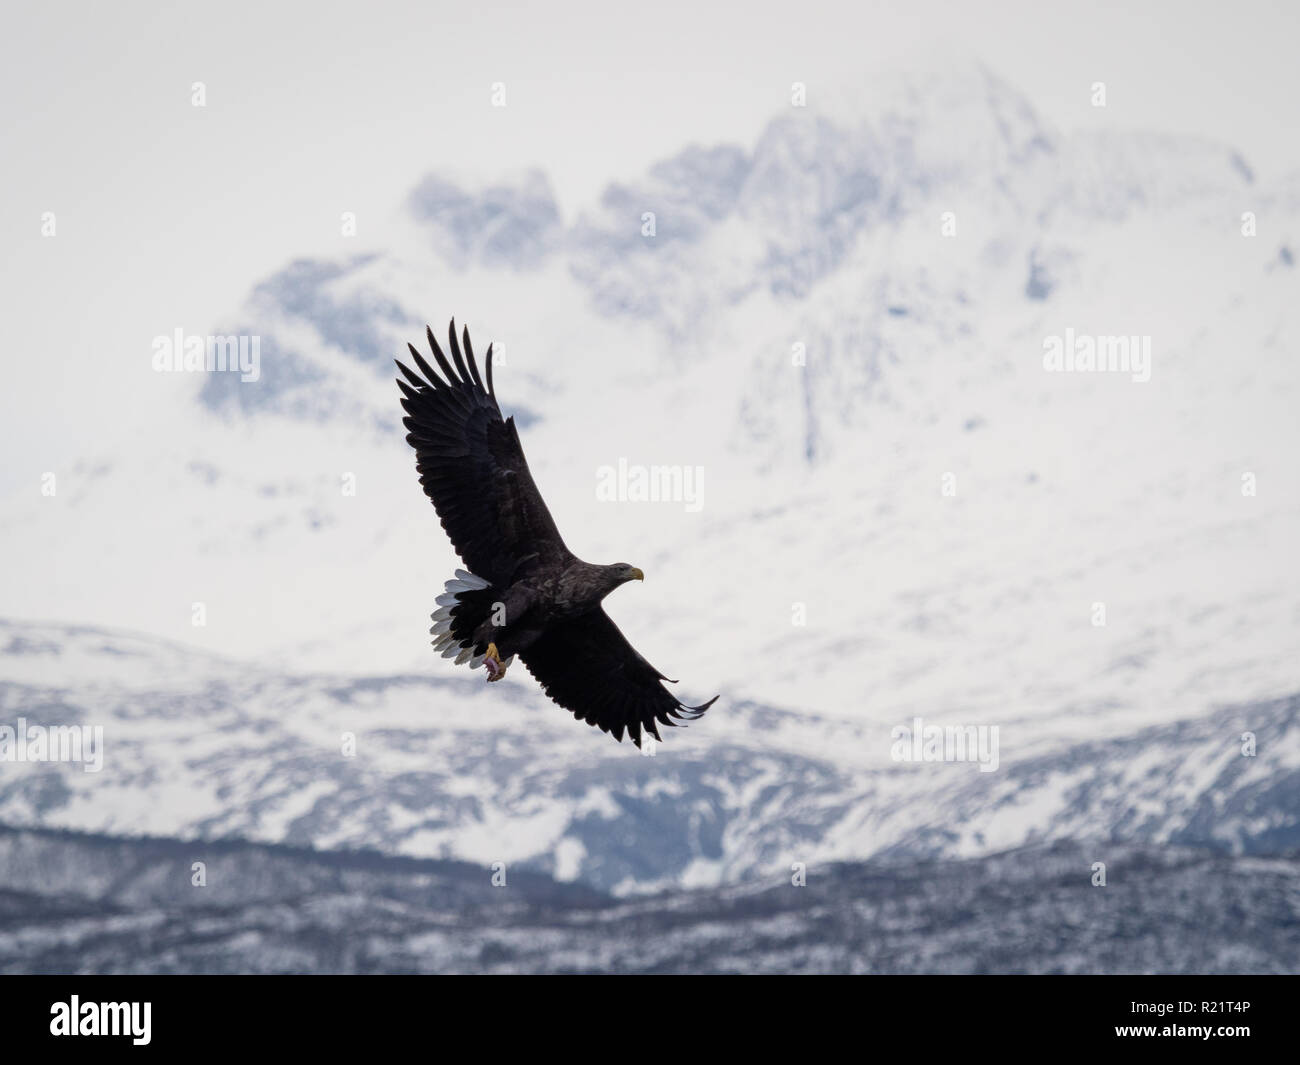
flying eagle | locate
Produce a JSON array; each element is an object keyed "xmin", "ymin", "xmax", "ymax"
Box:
[{"xmin": 395, "ymin": 320, "xmax": 717, "ymax": 747}]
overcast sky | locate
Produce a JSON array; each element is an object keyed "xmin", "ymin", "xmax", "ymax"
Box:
[{"xmin": 3, "ymin": 0, "xmax": 1298, "ymax": 491}]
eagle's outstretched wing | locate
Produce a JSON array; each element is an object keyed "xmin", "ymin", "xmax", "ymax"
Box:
[
  {"xmin": 519, "ymin": 608, "xmax": 718, "ymax": 747},
  {"xmin": 396, "ymin": 321, "xmax": 571, "ymax": 587}
]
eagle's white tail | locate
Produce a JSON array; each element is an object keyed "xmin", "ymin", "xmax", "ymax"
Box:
[{"xmin": 429, "ymin": 569, "xmax": 514, "ymax": 671}]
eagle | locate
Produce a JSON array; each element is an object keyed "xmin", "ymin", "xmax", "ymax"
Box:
[{"xmin": 395, "ymin": 320, "xmax": 717, "ymax": 747}]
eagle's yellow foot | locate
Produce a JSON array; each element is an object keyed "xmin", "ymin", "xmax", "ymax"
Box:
[{"xmin": 484, "ymin": 642, "xmax": 507, "ymax": 682}]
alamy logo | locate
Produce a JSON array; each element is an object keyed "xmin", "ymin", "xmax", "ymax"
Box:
[
  {"xmin": 890, "ymin": 717, "xmax": 1000, "ymax": 773},
  {"xmin": 50, "ymin": 997, "xmax": 151, "ymax": 1045},
  {"xmin": 152, "ymin": 329, "xmax": 261, "ymax": 382},
  {"xmin": 1042, "ymin": 329, "xmax": 1151, "ymax": 383},
  {"xmin": 0, "ymin": 718, "xmax": 103, "ymax": 772},
  {"xmin": 596, "ymin": 459, "xmax": 704, "ymax": 513}
]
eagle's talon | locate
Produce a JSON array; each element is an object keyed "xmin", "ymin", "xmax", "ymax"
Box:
[{"xmin": 484, "ymin": 642, "xmax": 507, "ymax": 682}]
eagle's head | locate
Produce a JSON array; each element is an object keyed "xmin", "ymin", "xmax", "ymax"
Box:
[{"xmin": 607, "ymin": 563, "xmax": 645, "ymax": 588}]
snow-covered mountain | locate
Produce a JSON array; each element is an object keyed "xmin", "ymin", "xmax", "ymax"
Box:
[
  {"xmin": 6, "ymin": 828, "xmax": 1296, "ymax": 974},
  {"xmin": 1, "ymin": 64, "xmax": 1297, "ymax": 897},
  {"xmin": 1, "ymin": 619, "xmax": 1296, "ymax": 895}
]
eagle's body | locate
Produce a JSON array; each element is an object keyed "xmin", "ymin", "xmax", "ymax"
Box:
[{"xmin": 396, "ymin": 321, "xmax": 716, "ymax": 747}]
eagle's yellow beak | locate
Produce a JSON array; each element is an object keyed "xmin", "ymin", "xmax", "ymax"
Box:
[{"xmin": 630, "ymin": 567, "xmax": 644, "ymax": 582}]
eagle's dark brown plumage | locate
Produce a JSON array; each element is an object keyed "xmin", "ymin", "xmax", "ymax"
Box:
[{"xmin": 396, "ymin": 320, "xmax": 716, "ymax": 747}]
